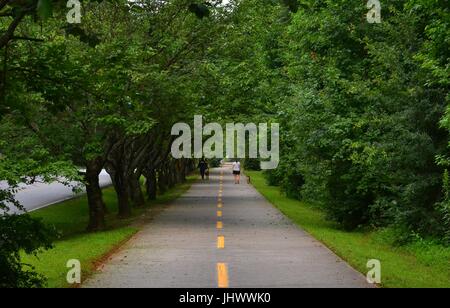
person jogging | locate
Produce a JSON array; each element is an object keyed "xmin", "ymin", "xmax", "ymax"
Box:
[
  {"xmin": 198, "ymin": 158, "xmax": 209, "ymax": 180},
  {"xmin": 232, "ymin": 160, "xmax": 241, "ymax": 184}
]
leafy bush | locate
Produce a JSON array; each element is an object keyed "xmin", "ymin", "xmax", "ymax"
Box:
[
  {"xmin": 244, "ymin": 158, "xmax": 261, "ymax": 171},
  {"xmin": 208, "ymin": 158, "xmax": 222, "ymax": 168},
  {"xmin": 263, "ymin": 0, "xmax": 449, "ymax": 241},
  {"xmin": 0, "ymin": 214, "xmax": 56, "ymax": 288}
]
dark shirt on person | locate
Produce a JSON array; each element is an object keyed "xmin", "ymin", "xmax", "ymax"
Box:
[{"xmin": 198, "ymin": 161, "xmax": 208, "ymax": 172}]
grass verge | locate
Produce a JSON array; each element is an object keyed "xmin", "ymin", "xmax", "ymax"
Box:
[
  {"xmin": 247, "ymin": 171, "xmax": 450, "ymax": 288},
  {"xmin": 22, "ymin": 176, "xmax": 196, "ymax": 288}
]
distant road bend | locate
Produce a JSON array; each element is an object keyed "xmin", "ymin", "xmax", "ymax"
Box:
[{"xmin": 0, "ymin": 170, "xmax": 112, "ymax": 214}]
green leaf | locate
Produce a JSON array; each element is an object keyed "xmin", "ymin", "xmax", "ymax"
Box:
[{"xmin": 37, "ymin": 0, "xmax": 53, "ymax": 20}]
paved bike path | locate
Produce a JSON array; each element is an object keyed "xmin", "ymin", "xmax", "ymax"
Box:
[{"xmin": 84, "ymin": 167, "xmax": 370, "ymax": 288}]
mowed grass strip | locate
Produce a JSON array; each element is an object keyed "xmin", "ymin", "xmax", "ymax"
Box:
[
  {"xmin": 246, "ymin": 171, "xmax": 450, "ymax": 288},
  {"xmin": 22, "ymin": 176, "xmax": 196, "ymax": 288}
]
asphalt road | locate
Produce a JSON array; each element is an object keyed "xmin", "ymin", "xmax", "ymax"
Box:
[
  {"xmin": 1, "ymin": 170, "xmax": 112, "ymax": 214},
  {"xmin": 84, "ymin": 166, "xmax": 371, "ymax": 288}
]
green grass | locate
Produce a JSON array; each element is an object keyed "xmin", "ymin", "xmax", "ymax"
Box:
[
  {"xmin": 247, "ymin": 171, "xmax": 450, "ymax": 288},
  {"xmin": 22, "ymin": 176, "xmax": 196, "ymax": 288}
]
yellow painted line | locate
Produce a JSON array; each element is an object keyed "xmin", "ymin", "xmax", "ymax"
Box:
[
  {"xmin": 217, "ymin": 210, "xmax": 222, "ymax": 217},
  {"xmin": 217, "ymin": 235, "xmax": 225, "ymax": 248},
  {"xmin": 217, "ymin": 221, "xmax": 223, "ymax": 229},
  {"xmin": 217, "ymin": 263, "xmax": 229, "ymax": 288},
  {"xmin": 218, "ymin": 203, "xmax": 223, "ymax": 208}
]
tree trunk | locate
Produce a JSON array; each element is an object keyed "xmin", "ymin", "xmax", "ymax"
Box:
[
  {"xmin": 178, "ymin": 160, "xmax": 186, "ymax": 183},
  {"xmin": 187, "ymin": 159, "xmax": 195, "ymax": 173},
  {"xmin": 108, "ymin": 169, "xmax": 132, "ymax": 219},
  {"xmin": 168, "ymin": 164, "xmax": 176, "ymax": 188},
  {"xmin": 129, "ymin": 172, "xmax": 145, "ymax": 208},
  {"xmin": 85, "ymin": 159, "xmax": 106, "ymax": 231},
  {"xmin": 145, "ymin": 168, "xmax": 157, "ymax": 200},
  {"xmin": 105, "ymin": 140, "xmax": 135, "ymax": 218},
  {"xmin": 116, "ymin": 179, "xmax": 131, "ymax": 218},
  {"xmin": 158, "ymin": 168, "xmax": 168, "ymax": 194},
  {"xmin": 169, "ymin": 167, "xmax": 174, "ymax": 187}
]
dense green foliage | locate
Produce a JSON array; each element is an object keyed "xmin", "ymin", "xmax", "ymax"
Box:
[
  {"xmin": 0, "ymin": 0, "xmax": 448, "ymax": 287},
  {"xmin": 259, "ymin": 0, "xmax": 448, "ymax": 243},
  {"xmin": 0, "ymin": 0, "xmax": 226, "ymax": 287},
  {"xmin": 0, "ymin": 214, "xmax": 56, "ymax": 287}
]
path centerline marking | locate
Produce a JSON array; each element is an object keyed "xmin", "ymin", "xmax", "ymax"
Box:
[
  {"xmin": 217, "ymin": 235, "xmax": 225, "ymax": 248},
  {"xmin": 217, "ymin": 263, "xmax": 229, "ymax": 288},
  {"xmin": 217, "ymin": 169, "xmax": 228, "ymax": 288}
]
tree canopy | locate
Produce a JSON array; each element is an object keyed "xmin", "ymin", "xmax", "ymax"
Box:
[{"xmin": 0, "ymin": 0, "xmax": 448, "ymax": 287}]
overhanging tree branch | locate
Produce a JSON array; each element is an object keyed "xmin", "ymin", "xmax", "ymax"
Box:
[
  {"xmin": 11, "ymin": 36, "xmax": 44, "ymax": 42},
  {"xmin": 0, "ymin": 8, "xmax": 28, "ymax": 49},
  {"xmin": 0, "ymin": 0, "xmax": 10, "ymax": 11}
]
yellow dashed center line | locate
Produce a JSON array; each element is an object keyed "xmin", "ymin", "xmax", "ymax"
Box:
[
  {"xmin": 217, "ymin": 263, "xmax": 229, "ymax": 288},
  {"xmin": 216, "ymin": 169, "xmax": 229, "ymax": 288},
  {"xmin": 217, "ymin": 235, "xmax": 225, "ymax": 249}
]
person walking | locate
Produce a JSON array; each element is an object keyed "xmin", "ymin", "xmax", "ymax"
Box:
[
  {"xmin": 198, "ymin": 158, "xmax": 209, "ymax": 180},
  {"xmin": 232, "ymin": 160, "xmax": 241, "ymax": 184}
]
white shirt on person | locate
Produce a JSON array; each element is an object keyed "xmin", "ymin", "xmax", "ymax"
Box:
[{"xmin": 232, "ymin": 162, "xmax": 241, "ymax": 172}]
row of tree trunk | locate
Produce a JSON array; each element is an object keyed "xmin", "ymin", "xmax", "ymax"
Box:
[{"xmin": 83, "ymin": 134, "xmax": 196, "ymax": 231}]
